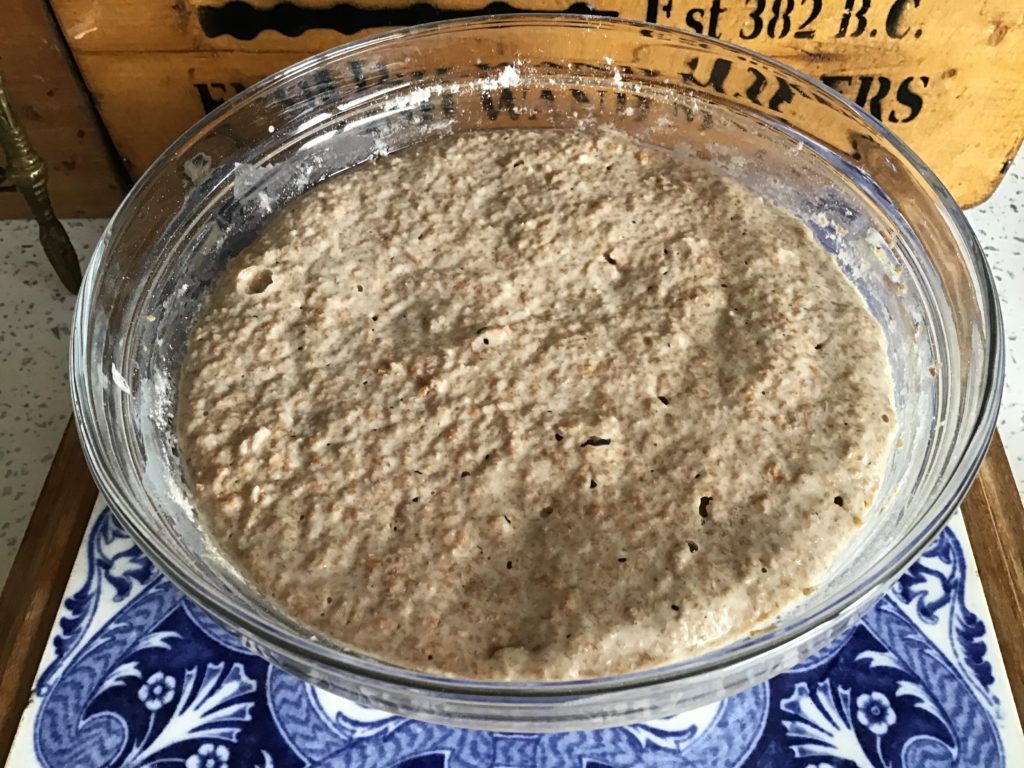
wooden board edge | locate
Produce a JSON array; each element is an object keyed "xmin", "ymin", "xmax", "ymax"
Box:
[
  {"xmin": 960, "ymin": 134, "xmax": 1024, "ymax": 210},
  {"xmin": 0, "ymin": 420, "xmax": 97, "ymax": 760},
  {"xmin": 961, "ymin": 430, "xmax": 1024, "ymax": 727}
]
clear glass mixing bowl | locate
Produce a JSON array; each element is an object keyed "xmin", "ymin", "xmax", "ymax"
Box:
[{"xmin": 70, "ymin": 16, "xmax": 1002, "ymax": 731}]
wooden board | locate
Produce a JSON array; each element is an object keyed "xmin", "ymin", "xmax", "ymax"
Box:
[
  {"xmin": 0, "ymin": 422, "xmax": 1021, "ymax": 762},
  {"xmin": 0, "ymin": 421, "xmax": 96, "ymax": 759},
  {"xmin": 961, "ymin": 431, "xmax": 1024, "ymax": 723},
  {"xmin": 47, "ymin": 0, "xmax": 1024, "ymax": 204},
  {"xmin": 72, "ymin": 51, "xmax": 300, "ymax": 177},
  {"xmin": 0, "ymin": 0, "xmax": 127, "ymax": 218}
]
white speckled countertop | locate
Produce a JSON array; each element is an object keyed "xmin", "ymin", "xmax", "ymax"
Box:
[
  {"xmin": 0, "ymin": 153, "xmax": 1021, "ymax": 588},
  {"xmin": 965, "ymin": 156, "xmax": 1024, "ymax": 473},
  {"xmin": 0, "ymin": 219, "xmax": 106, "ymax": 583}
]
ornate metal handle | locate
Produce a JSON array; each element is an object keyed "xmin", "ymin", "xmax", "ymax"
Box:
[{"xmin": 0, "ymin": 73, "xmax": 81, "ymax": 293}]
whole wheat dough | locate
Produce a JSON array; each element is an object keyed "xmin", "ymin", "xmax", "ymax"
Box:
[{"xmin": 179, "ymin": 129, "xmax": 896, "ymax": 680}]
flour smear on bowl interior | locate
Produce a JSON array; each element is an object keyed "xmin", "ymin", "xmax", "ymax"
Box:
[{"xmin": 177, "ymin": 129, "xmax": 896, "ymax": 680}]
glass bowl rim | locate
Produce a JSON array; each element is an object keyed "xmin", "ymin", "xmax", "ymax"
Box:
[{"xmin": 71, "ymin": 13, "xmax": 1004, "ymax": 700}]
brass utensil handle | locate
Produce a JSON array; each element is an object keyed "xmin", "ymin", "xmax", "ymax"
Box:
[{"xmin": 0, "ymin": 74, "xmax": 82, "ymax": 294}]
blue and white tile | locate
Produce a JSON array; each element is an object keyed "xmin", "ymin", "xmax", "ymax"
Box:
[{"xmin": 6, "ymin": 502, "xmax": 1022, "ymax": 767}]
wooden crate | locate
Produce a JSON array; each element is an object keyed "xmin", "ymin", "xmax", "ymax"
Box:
[
  {"xmin": 0, "ymin": 0, "xmax": 126, "ymax": 218},
  {"xmin": 48, "ymin": 0, "xmax": 1024, "ymax": 206}
]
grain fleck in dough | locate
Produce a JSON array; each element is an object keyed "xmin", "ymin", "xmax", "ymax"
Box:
[{"xmin": 179, "ymin": 130, "xmax": 896, "ymax": 680}]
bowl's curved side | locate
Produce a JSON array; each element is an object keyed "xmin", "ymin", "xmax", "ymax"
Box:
[{"xmin": 70, "ymin": 15, "xmax": 1002, "ymax": 730}]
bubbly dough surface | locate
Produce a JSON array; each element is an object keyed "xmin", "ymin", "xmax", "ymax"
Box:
[{"xmin": 179, "ymin": 130, "xmax": 895, "ymax": 680}]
